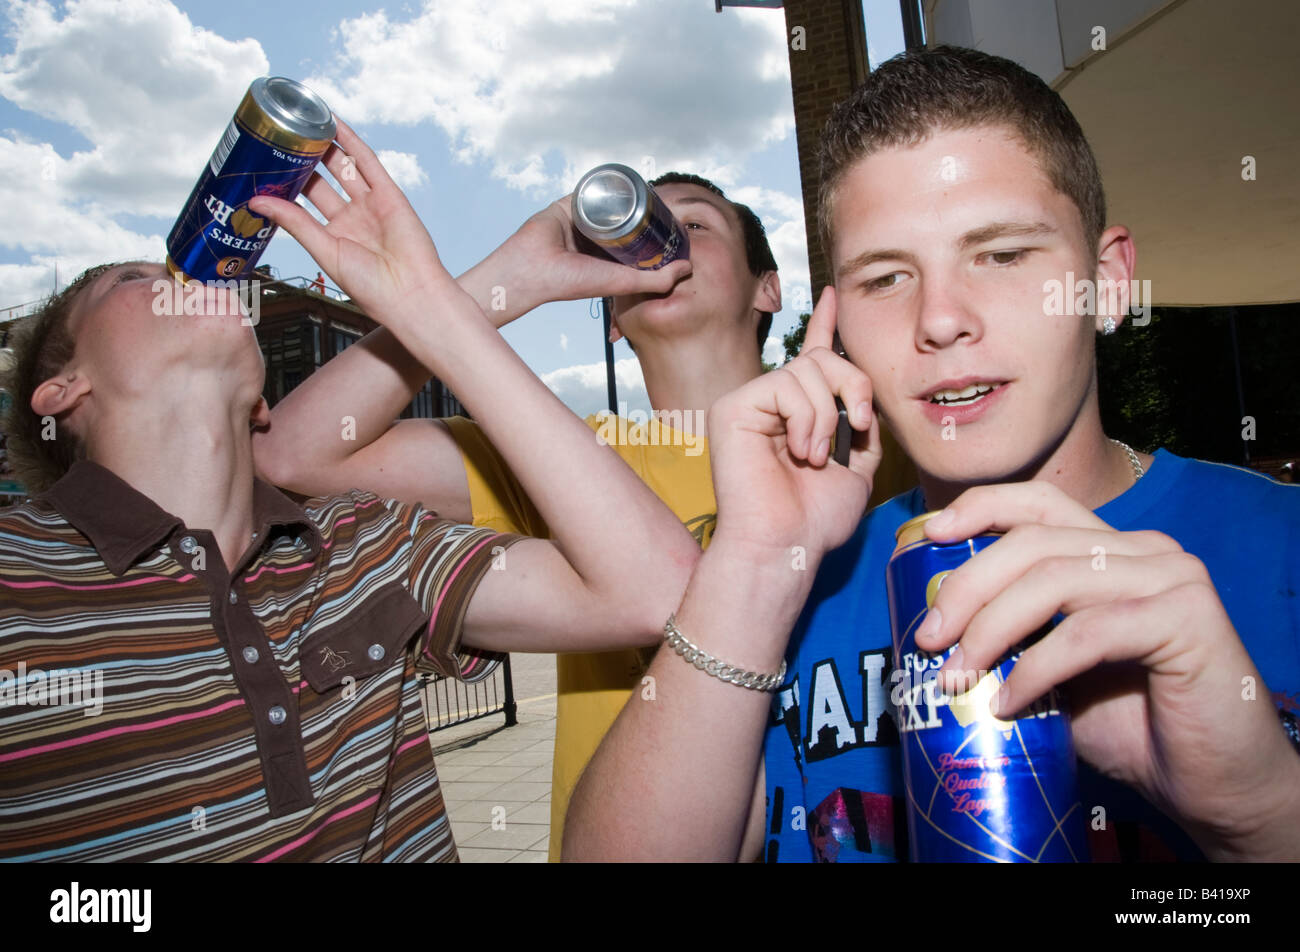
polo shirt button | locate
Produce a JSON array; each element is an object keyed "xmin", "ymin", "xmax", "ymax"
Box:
[
  {"xmin": 367, "ymin": 644, "xmax": 385, "ymax": 661},
  {"xmin": 268, "ymin": 706, "xmax": 287, "ymax": 725},
  {"xmin": 228, "ymin": 591, "xmax": 238, "ymax": 604},
  {"xmin": 179, "ymin": 536, "xmax": 198, "ymax": 554},
  {"xmin": 242, "ymin": 646, "xmax": 259, "ymax": 664}
]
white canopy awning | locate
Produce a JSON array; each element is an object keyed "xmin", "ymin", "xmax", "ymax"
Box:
[{"xmin": 926, "ymin": 0, "xmax": 1300, "ymax": 306}]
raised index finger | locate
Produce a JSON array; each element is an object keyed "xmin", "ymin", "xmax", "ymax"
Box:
[{"xmin": 799, "ymin": 285, "xmax": 838, "ymax": 356}]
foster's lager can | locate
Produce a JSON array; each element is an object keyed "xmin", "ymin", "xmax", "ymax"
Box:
[
  {"xmin": 886, "ymin": 512, "xmax": 1090, "ymax": 862},
  {"xmin": 166, "ymin": 77, "xmax": 335, "ymax": 283}
]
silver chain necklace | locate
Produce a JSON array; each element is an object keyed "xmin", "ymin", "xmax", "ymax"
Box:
[{"xmin": 1110, "ymin": 438, "xmax": 1145, "ymax": 482}]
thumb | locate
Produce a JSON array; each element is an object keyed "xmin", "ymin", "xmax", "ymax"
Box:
[{"xmin": 801, "ymin": 285, "xmax": 838, "ymax": 355}]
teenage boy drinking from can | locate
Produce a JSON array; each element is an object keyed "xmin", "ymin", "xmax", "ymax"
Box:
[{"xmin": 0, "ymin": 120, "xmax": 699, "ymax": 861}]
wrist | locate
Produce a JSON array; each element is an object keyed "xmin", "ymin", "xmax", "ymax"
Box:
[
  {"xmin": 707, "ymin": 528, "xmax": 827, "ymax": 584},
  {"xmin": 456, "ymin": 253, "xmax": 534, "ymax": 327},
  {"xmin": 1195, "ymin": 748, "xmax": 1300, "ymax": 861},
  {"xmin": 672, "ymin": 533, "xmax": 821, "ymax": 674},
  {"xmin": 379, "ymin": 285, "xmax": 497, "ymax": 375}
]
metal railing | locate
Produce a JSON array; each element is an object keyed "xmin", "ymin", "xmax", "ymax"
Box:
[
  {"xmin": 259, "ymin": 273, "xmax": 351, "ymax": 302},
  {"xmin": 0, "ymin": 300, "xmax": 42, "ymax": 325},
  {"xmin": 419, "ymin": 654, "xmax": 517, "ymax": 733}
]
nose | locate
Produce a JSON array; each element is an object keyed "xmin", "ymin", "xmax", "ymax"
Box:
[{"xmin": 913, "ymin": 270, "xmax": 982, "ymax": 352}]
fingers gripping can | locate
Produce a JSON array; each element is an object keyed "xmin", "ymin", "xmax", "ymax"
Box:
[
  {"xmin": 571, "ymin": 164, "xmax": 689, "ymax": 270},
  {"xmin": 166, "ymin": 77, "xmax": 335, "ymax": 283},
  {"xmin": 886, "ymin": 512, "xmax": 1090, "ymax": 862}
]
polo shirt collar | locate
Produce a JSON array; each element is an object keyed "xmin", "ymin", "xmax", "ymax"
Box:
[{"xmin": 41, "ymin": 460, "xmax": 322, "ymax": 576}]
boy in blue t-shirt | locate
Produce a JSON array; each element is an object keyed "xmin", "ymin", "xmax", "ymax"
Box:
[
  {"xmin": 764, "ymin": 450, "xmax": 1300, "ymax": 862},
  {"xmin": 565, "ymin": 46, "xmax": 1300, "ymax": 863}
]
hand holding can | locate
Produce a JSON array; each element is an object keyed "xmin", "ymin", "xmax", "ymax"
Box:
[
  {"xmin": 166, "ymin": 77, "xmax": 335, "ymax": 285},
  {"xmin": 886, "ymin": 513, "xmax": 1091, "ymax": 863},
  {"xmin": 571, "ymin": 164, "xmax": 689, "ymax": 270}
]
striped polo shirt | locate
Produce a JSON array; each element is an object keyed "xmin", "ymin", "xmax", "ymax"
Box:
[{"xmin": 0, "ymin": 460, "xmax": 521, "ymax": 861}]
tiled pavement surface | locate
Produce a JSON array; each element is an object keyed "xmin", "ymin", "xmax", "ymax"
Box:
[{"xmin": 426, "ymin": 652, "xmax": 558, "ymax": 863}]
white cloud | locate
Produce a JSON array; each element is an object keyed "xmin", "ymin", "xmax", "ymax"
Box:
[
  {"xmin": 375, "ymin": 150, "xmax": 427, "ymax": 190},
  {"xmin": 559, "ymin": 332, "xmax": 568, "ymax": 351},
  {"xmin": 729, "ymin": 186, "xmax": 804, "ymax": 223},
  {"xmin": 310, "ymin": 0, "xmax": 793, "ymax": 197},
  {"xmin": 541, "ymin": 356, "xmax": 650, "ymax": 419},
  {"xmin": 0, "ymin": 0, "xmax": 268, "ymax": 305},
  {"xmin": 0, "ymin": 0, "xmax": 802, "ymax": 315},
  {"xmin": 725, "ymin": 184, "xmax": 811, "ymax": 318},
  {"xmin": 763, "ymin": 334, "xmax": 784, "ymax": 367}
]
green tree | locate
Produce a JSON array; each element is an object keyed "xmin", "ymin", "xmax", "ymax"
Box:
[{"xmin": 782, "ymin": 312, "xmax": 811, "ymax": 364}]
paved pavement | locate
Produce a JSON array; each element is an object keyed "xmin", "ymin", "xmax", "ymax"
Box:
[{"xmin": 425, "ymin": 652, "xmax": 558, "ymax": 863}]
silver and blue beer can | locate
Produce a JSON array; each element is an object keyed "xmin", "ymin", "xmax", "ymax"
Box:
[
  {"xmin": 572, "ymin": 164, "xmax": 689, "ymax": 270},
  {"xmin": 886, "ymin": 512, "xmax": 1090, "ymax": 862},
  {"xmin": 166, "ymin": 77, "xmax": 335, "ymax": 283}
]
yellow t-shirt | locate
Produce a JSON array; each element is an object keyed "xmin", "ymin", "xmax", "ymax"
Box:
[
  {"xmin": 442, "ymin": 411, "xmax": 917, "ymax": 861},
  {"xmin": 444, "ymin": 413, "xmax": 716, "ymax": 860}
]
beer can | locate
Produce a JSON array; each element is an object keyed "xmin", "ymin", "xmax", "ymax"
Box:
[
  {"xmin": 166, "ymin": 77, "xmax": 335, "ymax": 283},
  {"xmin": 571, "ymin": 164, "xmax": 689, "ymax": 270},
  {"xmin": 886, "ymin": 512, "xmax": 1090, "ymax": 862}
]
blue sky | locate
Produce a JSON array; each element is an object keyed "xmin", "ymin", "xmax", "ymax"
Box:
[{"xmin": 1, "ymin": 0, "xmax": 905, "ymax": 414}]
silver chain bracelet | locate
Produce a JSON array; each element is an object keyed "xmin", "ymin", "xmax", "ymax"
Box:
[{"xmin": 663, "ymin": 614, "xmax": 787, "ymax": 692}]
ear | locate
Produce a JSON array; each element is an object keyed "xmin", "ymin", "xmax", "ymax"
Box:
[
  {"xmin": 751, "ymin": 271, "xmax": 781, "ymax": 316},
  {"xmin": 250, "ymin": 395, "xmax": 271, "ymax": 430},
  {"xmin": 30, "ymin": 371, "xmax": 91, "ymax": 420},
  {"xmin": 1093, "ymin": 225, "xmax": 1136, "ymax": 330},
  {"xmin": 607, "ymin": 305, "xmax": 626, "ymax": 345}
]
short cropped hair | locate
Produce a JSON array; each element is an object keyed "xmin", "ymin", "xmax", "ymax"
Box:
[
  {"xmin": 819, "ymin": 45, "xmax": 1106, "ymax": 262},
  {"xmin": 0, "ymin": 264, "xmax": 114, "ymax": 494},
  {"xmin": 651, "ymin": 172, "xmax": 778, "ymax": 358}
]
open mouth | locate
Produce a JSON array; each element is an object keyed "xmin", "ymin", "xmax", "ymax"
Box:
[{"xmin": 927, "ymin": 382, "xmax": 1004, "ymax": 407}]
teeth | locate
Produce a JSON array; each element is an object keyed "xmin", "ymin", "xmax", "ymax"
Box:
[{"xmin": 930, "ymin": 383, "xmax": 1000, "ymax": 405}]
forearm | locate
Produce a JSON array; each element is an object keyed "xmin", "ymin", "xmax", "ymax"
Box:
[
  {"xmin": 388, "ymin": 287, "xmax": 699, "ymax": 636},
  {"xmin": 257, "ymin": 249, "xmax": 542, "ymax": 489},
  {"xmin": 563, "ymin": 535, "xmax": 815, "ymax": 861},
  {"xmin": 255, "ymin": 324, "xmax": 431, "ymax": 491},
  {"xmin": 456, "ymin": 252, "xmax": 534, "ymax": 328}
]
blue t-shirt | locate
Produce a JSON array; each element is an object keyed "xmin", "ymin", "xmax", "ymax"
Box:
[{"xmin": 763, "ymin": 449, "xmax": 1300, "ymax": 862}]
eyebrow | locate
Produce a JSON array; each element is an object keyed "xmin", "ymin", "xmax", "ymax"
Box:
[
  {"xmin": 669, "ymin": 195, "xmax": 733, "ymax": 223},
  {"xmin": 837, "ymin": 220, "xmax": 1059, "ymax": 278},
  {"xmin": 837, "ymin": 247, "xmax": 918, "ymax": 277},
  {"xmin": 957, "ymin": 220, "xmax": 1057, "ymax": 249},
  {"xmin": 85, "ymin": 261, "xmax": 163, "ymax": 306}
]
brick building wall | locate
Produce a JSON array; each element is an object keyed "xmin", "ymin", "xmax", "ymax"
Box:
[
  {"xmin": 782, "ymin": 0, "xmax": 868, "ymax": 295},
  {"xmin": 779, "ymin": 0, "xmax": 917, "ymax": 496}
]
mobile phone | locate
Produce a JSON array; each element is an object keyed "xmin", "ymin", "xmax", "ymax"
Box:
[{"xmin": 830, "ymin": 331, "xmax": 852, "ymax": 467}]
